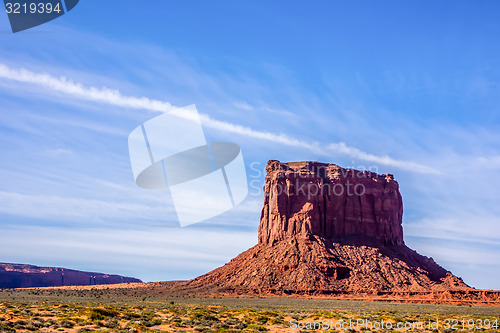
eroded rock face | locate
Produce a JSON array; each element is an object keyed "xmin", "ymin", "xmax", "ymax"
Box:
[{"xmin": 259, "ymin": 160, "xmax": 404, "ymax": 246}]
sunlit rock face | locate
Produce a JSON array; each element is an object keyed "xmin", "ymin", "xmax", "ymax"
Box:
[{"xmin": 258, "ymin": 160, "xmax": 404, "ymax": 246}]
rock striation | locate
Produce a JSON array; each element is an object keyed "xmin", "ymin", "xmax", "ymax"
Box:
[
  {"xmin": 186, "ymin": 160, "xmax": 471, "ymax": 295},
  {"xmin": 259, "ymin": 160, "xmax": 404, "ymax": 246},
  {"xmin": 0, "ymin": 263, "xmax": 142, "ymax": 289}
]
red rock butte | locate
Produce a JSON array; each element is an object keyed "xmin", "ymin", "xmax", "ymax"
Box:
[
  {"xmin": 177, "ymin": 160, "xmax": 499, "ymax": 304},
  {"xmin": 259, "ymin": 160, "xmax": 404, "ymax": 246}
]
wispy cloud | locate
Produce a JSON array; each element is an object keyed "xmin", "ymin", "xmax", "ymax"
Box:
[
  {"xmin": 0, "ymin": 190, "xmax": 174, "ymax": 222},
  {"xmin": 327, "ymin": 142, "xmax": 439, "ymax": 174},
  {"xmin": 0, "ymin": 63, "xmax": 437, "ymax": 173},
  {"xmin": 234, "ymin": 101, "xmax": 253, "ymax": 111},
  {"xmin": 41, "ymin": 148, "xmax": 72, "ymax": 158},
  {"xmin": 404, "ymin": 217, "xmax": 500, "ymax": 246},
  {"xmin": 0, "ymin": 63, "xmax": 175, "ymax": 112}
]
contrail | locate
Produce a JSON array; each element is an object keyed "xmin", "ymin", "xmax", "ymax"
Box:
[{"xmin": 0, "ymin": 63, "xmax": 438, "ymax": 174}]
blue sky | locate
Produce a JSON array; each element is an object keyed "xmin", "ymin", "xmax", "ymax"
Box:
[{"xmin": 0, "ymin": 1, "xmax": 499, "ymax": 289}]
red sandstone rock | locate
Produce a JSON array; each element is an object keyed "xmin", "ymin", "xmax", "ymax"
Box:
[
  {"xmin": 185, "ymin": 160, "xmax": 471, "ymax": 295},
  {"xmin": 259, "ymin": 161, "xmax": 404, "ymax": 246}
]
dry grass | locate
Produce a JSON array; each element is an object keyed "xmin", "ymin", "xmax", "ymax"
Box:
[{"xmin": 0, "ymin": 287, "xmax": 499, "ymax": 332}]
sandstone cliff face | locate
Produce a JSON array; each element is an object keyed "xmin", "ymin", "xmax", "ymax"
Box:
[
  {"xmin": 0, "ymin": 263, "xmax": 142, "ymax": 288},
  {"xmin": 185, "ymin": 160, "xmax": 471, "ymax": 295},
  {"xmin": 259, "ymin": 160, "xmax": 403, "ymax": 246}
]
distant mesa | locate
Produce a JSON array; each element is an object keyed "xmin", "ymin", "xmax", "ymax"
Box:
[
  {"xmin": 0, "ymin": 263, "xmax": 141, "ymax": 289},
  {"xmin": 183, "ymin": 160, "xmax": 483, "ymax": 299}
]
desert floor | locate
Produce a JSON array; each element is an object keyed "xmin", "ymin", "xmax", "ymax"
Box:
[{"xmin": 0, "ymin": 287, "xmax": 499, "ymax": 332}]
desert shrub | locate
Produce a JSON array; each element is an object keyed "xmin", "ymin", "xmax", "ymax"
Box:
[
  {"xmin": 75, "ymin": 318, "xmax": 90, "ymax": 326},
  {"xmin": 151, "ymin": 318, "xmax": 162, "ymax": 326},
  {"xmin": 255, "ymin": 315, "xmax": 270, "ymax": 324},
  {"xmin": 269, "ymin": 317, "xmax": 286, "ymax": 325},
  {"xmin": 141, "ymin": 311, "xmax": 155, "ymax": 317},
  {"xmin": 224, "ymin": 318, "xmax": 241, "ymax": 326},
  {"xmin": 44, "ymin": 319, "xmax": 58, "ymax": 328},
  {"xmin": 235, "ymin": 322, "xmax": 247, "ymax": 329},
  {"xmin": 96, "ymin": 320, "xmax": 106, "ymax": 327},
  {"xmin": 181, "ymin": 319, "xmax": 195, "ymax": 326},
  {"xmin": 197, "ymin": 319, "xmax": 213, "ymax": 327},
  {"xmin": 203, "ymin": 314, "xmax": 219, "ymax": 322},
  {"xmin": 260, "ymin": 310, "xmax": 279, "ymax": 317},
  {"xmin": 103, "ymin": 319, "xmax": 119, "ymax": 328},
  {"xmin": 77, "ymin": 328, "xmax": 95, "ymax": 333},
  {"xmin": 2, "ymin": 303, "xmax": 14, "ymax": 309},
  {"xmin": 140, "ymin": 319, "xmax": 158, "ymax": 327},
  {"xmin": 89, "ymin": 307, "xmax": 119, "ymax": 320},
  {"xmin": 314, "ymin": 311, "xmax": 346, "ymax": 320},
  {"xmin": 167, "ymin": 306, "xmax": 184, "ymax": 315},
  {"xmin": 13, "ymin": 320, "xmax": 28, "ymax": 330},
  {"xmin": 122, "ymin": 312, "xmax": 141, "ymax": 320},
  {"xmin": 0, "ymin": 322, "xmax": 15, "ymax": 332},
  {"xmin": 212, "ymin": 322, "xmax": 229, "ymax": 329},
  {"xmin": 89, "ymin": 311, "xmax": 105, "ymax": 321},
  {"xmin": 246, "ymin": 323, "xmax": 269, "ymax": 331},
  {"xmin": 24, "ymin": 321, "xmax": 42, "ymax": 331},
  {"xmin": 60, "ymin": 319, "xmax": 75, "ymax": 328},
  {"xmin": 213, "ymin": 329, "xmax": 239, "ymax": 333}
]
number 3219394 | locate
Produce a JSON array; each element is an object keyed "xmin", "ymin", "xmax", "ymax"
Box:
[{"xmin": 5, "ymin": 2, "xmax": 62, "ymax": 14}]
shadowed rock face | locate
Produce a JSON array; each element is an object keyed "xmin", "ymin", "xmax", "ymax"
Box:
[
  {"xmin": 259, "ymin": 160, "xmax": 404, "ymax": 246},
  {"xmin": 0, "ymin": 263, "xmax": 142, "ymax": 288},
  {"xmin": 186, "ymin": 160, "xmax": 471, "ymax": 295}
]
